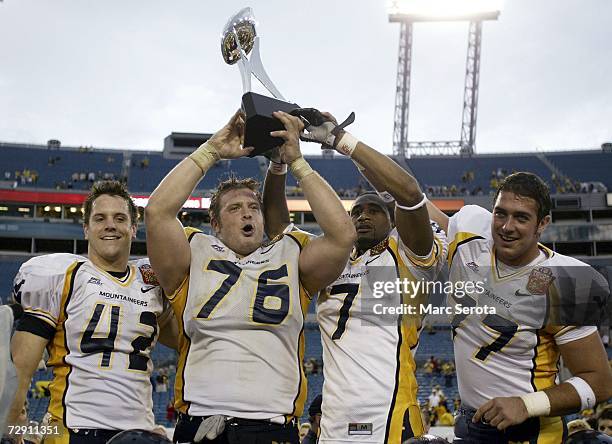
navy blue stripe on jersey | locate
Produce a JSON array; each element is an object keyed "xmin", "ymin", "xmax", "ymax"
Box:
[
  {"xmin": 529, "ymin": 331, "xmax": 541, "ymax": 393},
  {"xmin": 16, "ymin": 314, "xmax": 55, "ymax": 340},
  {"xmin": 383, "ymin": 246, "xmax": 401, "ymax": 444},
  {"xmin": 188, "ymin": 230, "xmax": 201, "ymax": 243},
  {"xmin": 450, "ymin": 235, "xmax": 485, "ymax": 268},
  {"xmin": 62, "ymin": 261, "xmax": 84, "ymax": 427}
]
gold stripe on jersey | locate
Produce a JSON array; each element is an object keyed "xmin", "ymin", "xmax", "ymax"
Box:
[
  {"xmin": 91, "ymin": 263, "xmax": 135, "ymax": 287},
  {"xmin": 169, "ymin": 276, "xmax": 191, "ymax": 414},
  {"xmin": 289, "ymin": 284, "xmax": 310, "ymax": 419},
  {"xmin": 23, "ymin": 306, "xmax": 58, "ymax": 327},
  {"xmin": 385, "ymin": 239, "xmax": 424, "ymax": 442},
  {"xmin": 533, "ymin": 416, "xmax": 566, "ymax": 444},
  {"xmin": 47, "ymin": 261, "xmax": 83, "ymax": 425},
  {"xmin": 448, "ymin": 232, "xmax": 483, "ymax": 268},
  {"xmin": 184, "ymin": 226, "xmax": 203, "ymax": 240},
  {"xmin": 285, "ymin": 231, "xmax": 311, "ymax": 249},
  {"xmin": 531, "ymin": 331, "xmax": 559, "ymax": 392},
  {"xmin": 404, "ymin": 236, "xmax": 443, "ymax": 269}
]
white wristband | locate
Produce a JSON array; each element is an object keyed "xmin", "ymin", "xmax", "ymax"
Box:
[
  {"xmin": 565, "ymin": 376, "xmax": 596, "ymax": 410},
  {"xmin": 395, "ymin": 194, "xmax": 427, "ymax": 211},
  {"xmin": 520, "ymin": 391, "xmax": 551, "ymax": 417},
  {"xmin": 268, "ymin": 161, "xmax": 287, "ymax": 175},
  {"xmin": 335, "ymin": 132, "xmax": 359, "ymax": 157}
]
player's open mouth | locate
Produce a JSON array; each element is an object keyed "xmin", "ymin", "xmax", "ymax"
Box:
[
  {"xmin": 241, "ymin": 224, "xmax": 255, "ymax": 236},
  {"xmin": 101, "ymin": 235, "xmax": 121, "ymax": 240}
]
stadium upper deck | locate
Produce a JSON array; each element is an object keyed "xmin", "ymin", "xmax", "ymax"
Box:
[{"xmin": 1, "ymin": 141, "xmax": 611, "ymax": 195}]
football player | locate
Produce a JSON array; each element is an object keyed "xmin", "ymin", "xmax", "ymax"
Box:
[
  {"xmin": 6, "ymin": 181, "xmax": 177, "ymax": 444},
  {"xmin": 263, "ymin": 110, "xmax": 448, "ymax": 443},
  {"xmin": 425, "ymin": 172, "xmax": 612, "ymax": 443},
  {"xmin": 144, "ymin": 110, "xmax": 355, "ymax": 443}
]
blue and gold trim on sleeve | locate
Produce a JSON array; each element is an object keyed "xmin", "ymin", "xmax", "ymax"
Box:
[{"xmin": 448, "ymin": 232, "xmax": 485, "ymax": 268}]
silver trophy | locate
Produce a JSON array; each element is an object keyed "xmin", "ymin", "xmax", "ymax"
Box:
[{"xmin": 221, "ymin": 7, "xmax": 298, "ymax": 156}]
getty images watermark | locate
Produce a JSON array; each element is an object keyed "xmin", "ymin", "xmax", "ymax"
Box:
[{"xmin": 369, "ymin": 278, "xmax": 494, "ymax": 316}]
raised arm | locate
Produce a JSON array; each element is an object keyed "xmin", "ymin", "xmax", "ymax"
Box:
[
  {"xmin": 262, "ymin": 154, "xmax": 291, "ymax": 239},
  {"xmin": 145, "ymin": 111, "xmax": 251, "ymax": 295},
  {"xmin": 271, "ymin": 111, "xmax": 355, "ymax": 295},
  {"xmin": 350, "ymin": 141, "xmax": 432, "ymax": 255}
]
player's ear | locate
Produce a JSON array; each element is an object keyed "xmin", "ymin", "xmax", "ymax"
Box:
[
  {"xmin": 83, "ymin": 223, "xmax": 89, "ymax": 240},
  {"xmin": 536, "ymin": 214, "xmax": 551, "ymax": 236},
  {"xmin": 130, "ymin": 223, "xmax": 137, "ymax": 239},
  {"xmin": 210, "ymin": 216, "xmax": 219, "ymax": 234}
]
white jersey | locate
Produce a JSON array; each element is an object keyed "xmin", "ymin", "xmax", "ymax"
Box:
[
  {"xmin": 317, "ymin": 226, "xmax": 447, "ymax": 444},
  {"xmin": 447, "ymin": 205, "xmax": 607, "ymax": 441},
  {"xmin": 170, "ymin": 228, "xmax": 311, "ymax": 420},
  {"xmin": 13, "ymin": 253, "xmax": 170, "ymax": 430}
]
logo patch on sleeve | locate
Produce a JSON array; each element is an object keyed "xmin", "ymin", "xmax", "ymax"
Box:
[
  {"xmin": 139, "ymin": 264, "xmax": 159, "ymax": 286},
  {"xmin": 348, "ymin": 423, "xmax": 373, "ymax": 435}
]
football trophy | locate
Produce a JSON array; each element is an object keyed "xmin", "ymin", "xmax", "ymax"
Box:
[{"xmin": 221, "ymin": 7, "xmax": 298, "ymax": 156}]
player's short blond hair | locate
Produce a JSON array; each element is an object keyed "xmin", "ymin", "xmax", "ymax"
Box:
[{"xmin": 209, "ymin": 176, "xmax": 262, "ymax": 225}]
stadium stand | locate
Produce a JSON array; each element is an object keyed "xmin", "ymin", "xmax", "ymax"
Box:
[
  {"xmin": 546, "ymin": 151, "xmax": 612, "ymax": 189},
  {"xmin": 1, "ymin": 143, "xmax": 123, "ymax": 190},
  {"xmin": 407, "ymin": 154, "xmax": 553, "ymax": 194}
]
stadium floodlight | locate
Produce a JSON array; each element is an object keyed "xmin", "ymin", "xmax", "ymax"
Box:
[{"xmin": 388, "ymin": 0, "xmax": 501, "ymax": 22}]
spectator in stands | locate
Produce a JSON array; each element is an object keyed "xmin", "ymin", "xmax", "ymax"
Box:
[
  {"xmin": 598, "ymin": 405, "xmax": 612, "ymax": 436},
  {"xmin": 301, "ymin": 395, "xmax": 322, "ymax": 444},
  {"xmin": 298, "ymin": 424, "xmax": 311, "ymax": 442},
  {"xmin": 567, "ymin": 419, "xmax": 592, "ymax": 436},
  {"xmin": 436, "ymin": 406, "xmax": 454, "ymax": 427},
  {"xmin": 442, "ymin": 361, "xmax": 455, "ymax": 387},
  {"xmin": 166, "ymin": 400, "xmax": 176, "ymax": 424},
  {"xmin": 428, "ymin": 388, "xmax": 441, "ymax": 409}
]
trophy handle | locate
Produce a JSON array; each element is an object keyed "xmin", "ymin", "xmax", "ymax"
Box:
[
  {"xmin": 250, "ymin": 37, "xmax": 286, "ymax": 101},
  {"xmin": 234, "ymin": 29, "xmax": 253, "ymax": 95}
]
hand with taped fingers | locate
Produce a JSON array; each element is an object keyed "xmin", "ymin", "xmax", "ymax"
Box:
[
  {"xmin": 292, "ymin": 107, "xmax": 355, "ymax": 154},
  {"xmin": 270, "ymin": 110, "xmax": 305, "ymax": 164},
  {"xmin": 473, "ymin": 396, "xmax": 529, "ymax": 431},
  {"xmin": 207, "ymin": 109, "xmax": 253, "ymax": 160}
]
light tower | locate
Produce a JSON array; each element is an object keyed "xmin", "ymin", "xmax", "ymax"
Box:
[{"xmin": 389, "ymin": 0, "xmax": 501, "ymax": 158}]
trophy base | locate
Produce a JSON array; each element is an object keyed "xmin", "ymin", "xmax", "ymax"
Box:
[{"xmin": 242, "ymin": 92, "xmax": 299, "ymax": 157}]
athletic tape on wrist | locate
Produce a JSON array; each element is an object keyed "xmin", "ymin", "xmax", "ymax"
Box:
[
  {"xmin": 268, "ymin": 161, "xmax": 287, "ymax": 175},
  {"xmin": 395, "ymin": 194, "xmax": 428, "ymax": 211},
  {"xmin": 520, "ymin": 391, "xmax": 551, "ymax": 417},
  {"xmin": 289, "ymin": 157, "xmax": 314, "ymax": 181},
  {"xmin": 565, "ymin": 377, "xmax": 596, "ymax": 410},
  {"xmin": 335, "ymin": 132, "xmax": 359, "ymax": 157},
  {"xmin": 189, "ymin": 142, "xmax": 220, "ymax": 172}
]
